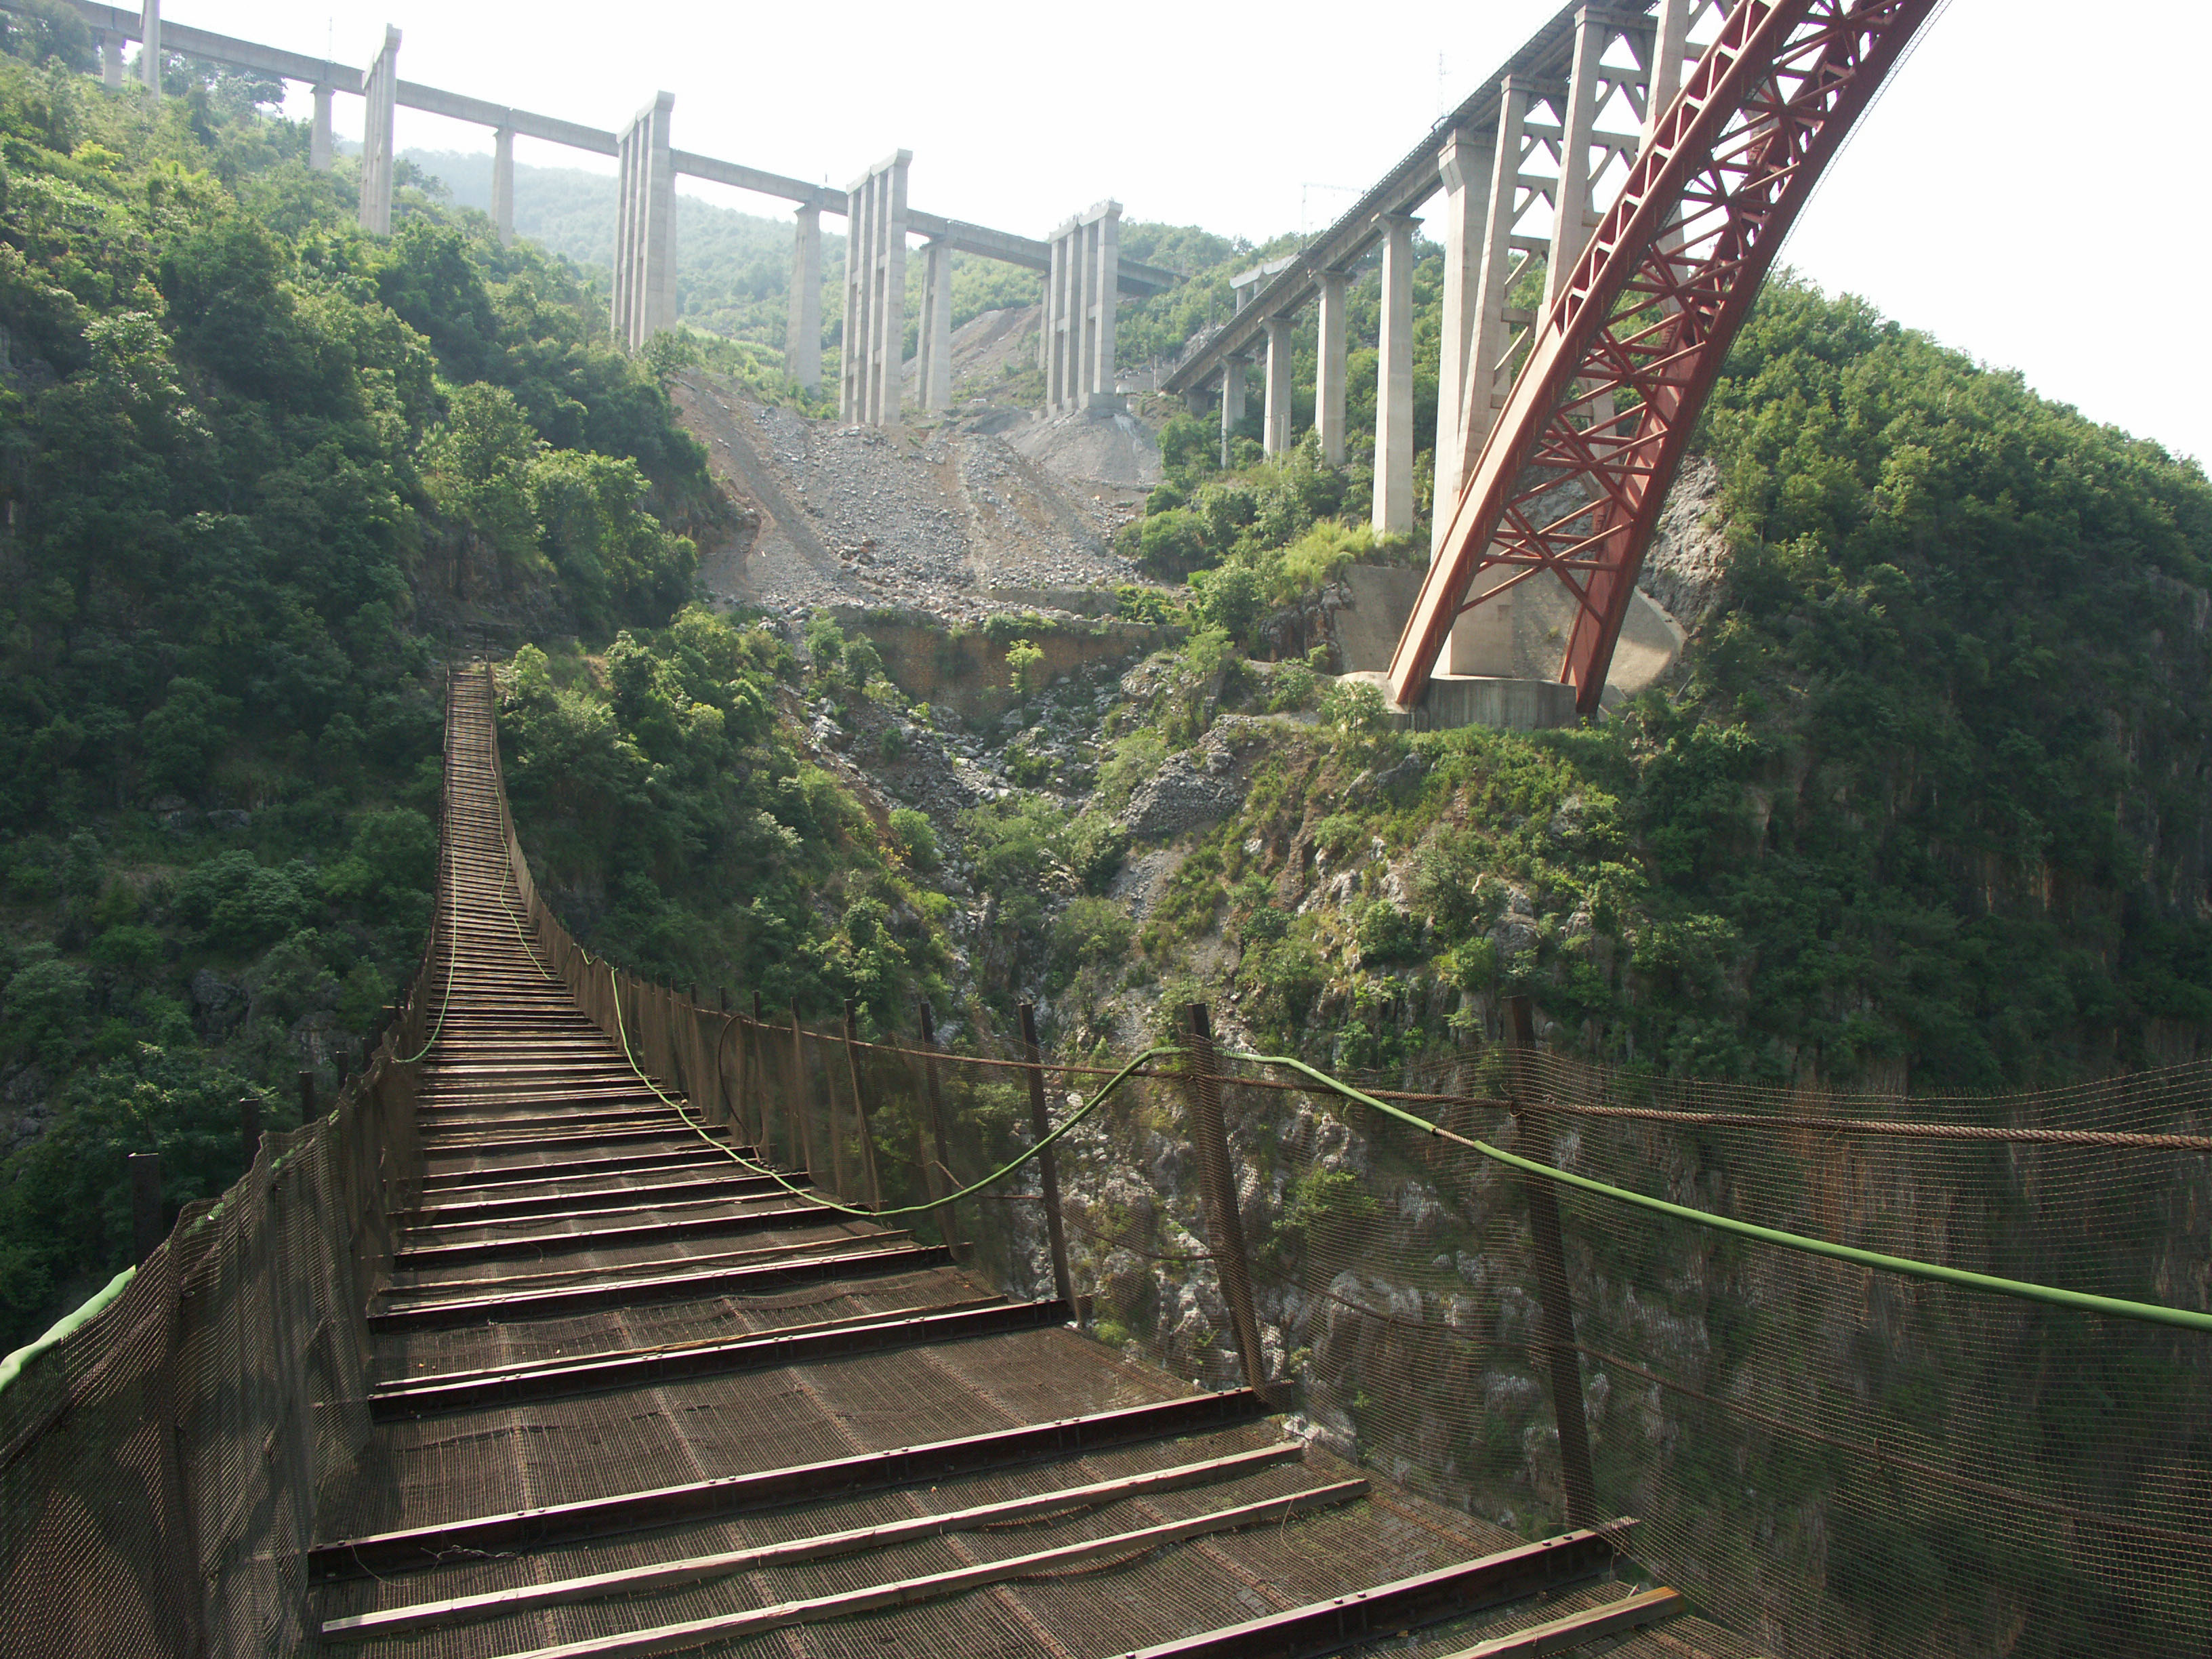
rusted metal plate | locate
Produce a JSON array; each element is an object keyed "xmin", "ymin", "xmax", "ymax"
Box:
[
  {"xmin": 366, "ymin": 1241, "xmax": 954, "ymax": 1332},
  {"xmin": 308, "ymin": 1388, "xmax": 1269, "ymax": 1580},
  {"xmin": 368, "ymin": 1297, "xmax": 1068, "ymax": 1418}
]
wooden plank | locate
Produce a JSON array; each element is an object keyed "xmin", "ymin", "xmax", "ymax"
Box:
[
  {"xmin": 322, "ymin": 1442, "xmax": 1309, "ymax": 1637},
  {"xmin": 430, "ymin": 1481, "xmax": 1370, "ymax": 1658},
  {"xmin": 1441, "ymin": 1587, "xmax": 1685, "ymax": 1657},
  {"xmin": 307, "ymin": 1389, "xmax": 1270, "ymax": 1580}
]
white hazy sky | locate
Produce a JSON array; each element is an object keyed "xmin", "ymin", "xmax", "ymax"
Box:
[{"xmin": 189, "ymin": 0, "xmax": 2206, "ymax": 466}]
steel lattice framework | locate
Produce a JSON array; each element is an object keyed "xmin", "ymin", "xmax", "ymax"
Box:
[{"xmin": 1389, "ymin": 0, "xmax": 1944, "ymax": 714}]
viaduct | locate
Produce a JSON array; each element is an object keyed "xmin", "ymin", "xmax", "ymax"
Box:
[
  {"xmin": 34, "ymin": 0, "xmax": 1930, "ymax": 726},
  {"xmin": 44, "ymin": 1, "xmax": 1178, "ymax": 428}
]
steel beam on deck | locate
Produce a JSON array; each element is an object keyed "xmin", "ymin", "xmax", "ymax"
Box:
[
  {"xmin": 366, "ymin": 1241, "xmax": 952, "ymax": 1332},
  {"xmin": 368, "ymin": 1297, "xmax": 1068, "ymax": 1418},
  {"xmin": 392, "ymin": 1202, "xmax": 857, "ymax": 1269},
  {"xmin": 309, "ymin": 1388, "xmax": 1271, "ymax": 1580},
  {"xmin": 1122, "ymin": 1524, "xmax": 1636, "ymax": 1658},
  {"xmin": 403, "ymin": 1170, "xmax": 788, "ymax": 1229}
]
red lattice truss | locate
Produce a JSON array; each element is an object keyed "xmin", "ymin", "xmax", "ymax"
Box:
[{"xmin": 1390, "ymin": 0, "xmax": 1942, "ymax": 714}]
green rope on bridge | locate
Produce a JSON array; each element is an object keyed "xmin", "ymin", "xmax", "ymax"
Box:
[
  {"xmin": 598, "ymin": 960, "xmax": 1180, "ymax": 1221},
  {"xmin": 1231, "ymin": 1049, "xmax": 2212, "ymax": 1337},
  {"xmin": 394, "ymin": 852, "xmax": 458, "ymax": 1065},
  {"xmin": 498, "ymin": 888, "xmax": 2212, "ymax": 1336}
]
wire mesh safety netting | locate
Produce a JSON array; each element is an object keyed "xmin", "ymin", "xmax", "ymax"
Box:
[
  {"xmin": 9, "ymin": 661, "xmax": 2209, "ymax": 1659},
  {"xmin": 592, "ymin": 975, "xmax": 2212, "ymax": 1657}
]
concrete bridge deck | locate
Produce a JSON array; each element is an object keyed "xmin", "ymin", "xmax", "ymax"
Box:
[{"xmin": 301, "ymin": 678, "xmax": 1728, "ymax": 1658}]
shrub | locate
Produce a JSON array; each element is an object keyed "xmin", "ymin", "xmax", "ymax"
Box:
[
  {"xmin": 888, "ymin": 808, "xmax": 940, "ymax": 871},
  {"xmin": 1004, "ymin": 638, "xmax": 1047, "ymax": 694}
]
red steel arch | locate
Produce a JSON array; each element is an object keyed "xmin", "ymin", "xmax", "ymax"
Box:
[{"xmin": 1389, "ymin": 0, "xmax": 1943, "ymax": 714}]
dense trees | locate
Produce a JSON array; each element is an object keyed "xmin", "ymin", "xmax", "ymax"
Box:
[{"xmin": 0, "ymin": 41, "xmax": 710, "ymax": 1340}]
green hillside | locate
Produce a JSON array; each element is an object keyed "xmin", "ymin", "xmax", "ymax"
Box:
[{"xmin": 0, "ymin": 49, "xmax": 935, "ymax": 1343}]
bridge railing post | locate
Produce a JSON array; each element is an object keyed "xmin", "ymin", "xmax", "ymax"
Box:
[
  {"xmin": 842, "ymin": 998, "xmax": 884, "ymax": 1210},
  {"xmin": 916, "ymin": 1001, "xmax": 962, "ymax": 1258},
  {"xmin": 1507, "ymin": 994, "xmax": 1599, "ymax": 1528},
  {"xmin": 1017, "ymin": 1002, "xmax": 1075, "ymax": 1312},
  {"xmin": 1179, "ymin": 1004, "xmax": 1268, "ymax": 1395}
]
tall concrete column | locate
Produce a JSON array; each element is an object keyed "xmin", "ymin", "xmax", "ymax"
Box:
[
  {"xmin": 1644, "ymin": 0, "xmax": 1692, "ymax": 144},
  {"xmin": 310, "ymin": 83, "xmax": 333, "ymax": 170},
  {"xmin": 1218, "ymin": 356, "xmax": 1247, "ymax": 466},
  {"xmin": 357, "ymin": 27, "xmax": 401, "ymax": 236},
  {"xmin": 1315, "ymin": 270, "xmax": 1348, "ymax": 466},
  {"xmin": 137, "ymin": 0, "xmax": 159, "ymax": 96},
  {"xmin": 1262, "ymin": 313, "xmax": 1294, "ymax": 457},
  {"xmin": 1547, "ymin": 7, "xmax": 1608, "ymax": 308},
  {"xmin": 1431, "ymin": 126, "xmax": 1495, "ymax": 551},
  {"xmin": 918, "ymin": 239, "xmax": 953, "ymax": 413},
  {"xmin": 1456, "ymin": 77, "xmax": 1534, "ymax": 489},
  {"xmin": 840, "ymin": 152, "xmax": 909, "ymax": 428},
  {"xmin": 786, "ymin": 203, "xmax": 823, "ymax": 390},
  {"xmin": 491, "ymin": 127, "xmax": 515, "ymax": 245},
  {"xmin": 1371, "ymin": 213, "xmax": 1418, "ymax": 537},
  {"xmin": 1041, "ymin": 230, "xmax": 1065, "ymax": 407},
  {"xmin": 839, "ymin": 187, "xmax": 867, "ymax": 421},
  {"xmin": 872, "ymin": 155, "xmax": 909, "ymax": 427},
  {"xmin": 611, "ymin": 92, "xmax": 677, "ymax": 352},
  {"xmin": 97, "ymin": 29, "xmax": 123, "ymax": 87},
  {"xmin": 1085, "ymin": 201, "xmax": 1121, "ymax": 410}
]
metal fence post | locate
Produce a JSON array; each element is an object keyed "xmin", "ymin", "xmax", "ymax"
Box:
[
  {"xmin": 788, "ymin": 998, "xmax": 814, "ymax": 1179},
  {"xmin": 1508, "ymin": 994, "xmax": 1599, "ymax": 1528},
  {"xmin": 842, "ymin": 998, "xmax": 884, "ymax": 1210},
  {"xmin": 1181, "ymin": 1003, "xmax": 1269, "ymax": 1396},
  {"xmin": 916, "ymin": 1000, "xmax": 962, "ymax": 1257},
  {"xmin": 1017, "ymin": 1002, "xmax": 1076, "ymax": 1311},
  {"xmin": 240, "ymin": 1095, "xmax": 262, "ymax": 1168}
]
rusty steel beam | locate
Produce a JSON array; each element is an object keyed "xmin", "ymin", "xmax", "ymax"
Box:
[
  {"xmin": 367, "ymin": 1242, "xmax": 952, "ymax": 1332},
  {"xmin": 368, "ymin": 1298, "xmax": 1069, "ymax": 1418},
  {"xmin": 419, "ymin": 1122, "xmax": 741, "ymax": 1155},
  {"xmin": 1392, "ymin": 0, "xmax": 1944, "ymax": 713},
  {"xmin": 325, "ymin": 1442, "xmax": 1306, "ymax": 1639},
  {"xmin": 309, "ymin": 1388, "xmax": 1270, "ymax": 1580},
  {"xmin": 416, "ymin": 1147, "xmax": 731, "ymax": 1190},
  {"xmin": 392, "ymin": 1201, "xmax": 842, "ymax": 1269},
  {"xmin": 1124, "ymin": 1525, "xmax": 1635, "ymax": 1658},
  {"xmin": 404, "ymin": 1171, "xmax": 790, "ymax": 1229}
]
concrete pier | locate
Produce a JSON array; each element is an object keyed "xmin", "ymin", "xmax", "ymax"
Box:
[
  {"xmin": 918, "ymin": 237, "xmax": 953, "ymax": 413},
  {"xmin": 1043, "ymin": 201, "xmax": 1122, "ymax": 416},
  {"xmin": 1263, "ymin": 313, "xmax": 1294, "ymax": 457},
  {"xmin": 491, "ymin": 127, "xmax": 515, "ymax": 244},
  {"xmin": 786, "ymin": 203, "xmax": 823, "ymax": 390},
  {"xmin": 840, "ymin": 150, "xmax": 910, "ymax": 428},
  {"xmin": 612, "ymin": 92, "xmax": 678, "ymax": 352},
  {"xmin": 1547, "ymin": 7, "xmax": 1608, "ymax": 306},
  {"xmin": 1450, "ymin": 76, "xmax": 1534, "ymax": 516},
  {"xmin": 357, "ymin": 27, "xmax": 401, "ymax": 235},
  {"xmin": 137, "ymin": 0, "xmax": 158, "ymax": 96},
  {"xmin": 310, "ymin": 83, "xmax": 333, "ymax": 170},
  {"xmin": 1430, "ymin": 125, "xmax": 1493, "ymax": 550},
  {"xmin": 97, "ymin": 26, "xmax": 123, "ymax": 87},
  {"xmin": 1218, "ymin": 354, "xmax": 1248, "ymax": 466},
  {"xmin": 1315, "ymin": 269, "xmax": 1347, "ymax": 465},
  {"xmin": 1371, "ymin": 213, "xmax": 1418, "ymax": 537}
]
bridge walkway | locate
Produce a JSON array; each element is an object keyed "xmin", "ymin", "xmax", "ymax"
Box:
[{"xmin": 300, "ymin": 680, "xmax": 1714, "ymax": 1658}]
